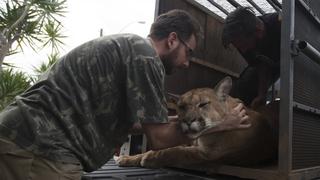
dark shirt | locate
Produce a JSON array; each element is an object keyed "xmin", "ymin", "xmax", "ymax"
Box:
[
  {"xmin": 0, "ymin": 34, "xmax": 168, "ymax": 172},
  {"xmin": 242, "ymin": 13, "xmax": 281, "ymax": 68}
]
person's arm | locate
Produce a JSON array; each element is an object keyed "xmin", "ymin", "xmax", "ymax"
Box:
[
  {"xmin": 141, "ymin": 103, "xmax": 251, "ymax": 150},
  {"xmin": 141, "ymin": 120, "xmax": 190, "ymax": 150},
  {"xmin": 251, "ymin": 56, "xmax": 274, "ymax": 108}
]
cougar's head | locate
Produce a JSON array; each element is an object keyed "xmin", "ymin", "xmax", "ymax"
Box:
[{"xmin": 177, "ymin": 77, "xmax": 233, "ymax": 139}]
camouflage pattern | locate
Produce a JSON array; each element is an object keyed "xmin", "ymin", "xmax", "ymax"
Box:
[{"xmin": 0, "ymin": 34, "xmax": 168, "ymax": 172}]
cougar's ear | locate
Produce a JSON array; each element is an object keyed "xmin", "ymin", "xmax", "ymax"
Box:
[{"xmin": 214, "ymin": 76, "xmax": 232, "ymax": 101}]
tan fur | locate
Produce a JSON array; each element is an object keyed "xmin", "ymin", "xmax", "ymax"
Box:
[{"xmin": 117, "ymin": 77, "xmax": 278, "ymax": 168}]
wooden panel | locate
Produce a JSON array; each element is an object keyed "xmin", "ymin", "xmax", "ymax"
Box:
[
  {"xmin": 165, "ymin": 60, "xmax": 228, "ymax": 95},
  {"xmin": 204, "ymin": 15, "xmax": 245, "ymax": 72}
]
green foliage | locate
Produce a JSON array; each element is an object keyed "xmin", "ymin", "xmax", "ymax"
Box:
[
  {"xmin": 30, "ymin": 51, "xmax": 58, "ymax": 83},
  {"xmin": 0, "ymin": 52, "xmax": 59, "ymax": 110},
  {"xmin": 0, "ymin": 0, "xmax": 67, "ymax": 60},
  {"xmin": 0, "ymin": 0, "xmax": 66, "ymax": 109},
  {"xmin": 42, "ymin": 20, "xmax": 66, "ymax": 51},
  {"xmin": 33, "ymin": 52, "xmax": 58, "ymax": 74},
  {"xmin": 0, "ymin": 68, "xmax": 31, "ymax": 110}
]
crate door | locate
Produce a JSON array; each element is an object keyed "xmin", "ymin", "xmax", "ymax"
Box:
[{"xmin": 280, "ymin": 0, "xmax": 320, "ymax": 179}]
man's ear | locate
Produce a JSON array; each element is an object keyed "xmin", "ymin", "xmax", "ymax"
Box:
[
  {"xmin": 166, "ymin": 92, "xmax": 180, "ymax": 111},
  {"xmin": 214, "ymin": 76, "xmax": 232, "ymax": 101},
  {"xmin": 167, "ymin": 32, "xmax": 179, "ymax": 50}
]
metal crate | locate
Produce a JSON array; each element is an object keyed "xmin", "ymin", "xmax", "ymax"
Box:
[{"xmin": 157, "ymin": 0, "xmax": 320, "ymax": 179}]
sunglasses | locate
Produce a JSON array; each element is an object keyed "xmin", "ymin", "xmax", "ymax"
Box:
[{"xmin": 178, "ymin": 36, "xmax": 194, "ymax": 58}]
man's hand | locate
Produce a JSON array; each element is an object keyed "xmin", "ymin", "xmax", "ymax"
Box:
[
  {"xmin": 250, "ymin": 95, "xmax": 266, "ymax": 110},
  {"xmin": 219, "ymin": 103, "xmax": 251, "ymax": 131},
  {"xmin": 129, "ymin": 122, "xmax": 143, "ymax": 134},
  {"xmin": 199, "ymin": 103, "xmax": 251, "ymax": 136},
  {"xmin": 168, "ymin": 115, "xmax": 179, "ymax": 122}
]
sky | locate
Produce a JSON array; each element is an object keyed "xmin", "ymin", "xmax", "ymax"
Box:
[
  {"xmin": 5, "ymin": 0, "xmax": 156, "ymax": 75},
  {"xmin": 4, "ymin": 0, "xmax": 279, "ymax": 75}
]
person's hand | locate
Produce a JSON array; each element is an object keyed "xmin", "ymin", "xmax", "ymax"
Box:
[
  {"xmin": 250, "ymin": 96, "xmax": 266, "ymax": 110},
  {"xmin": 218, "ymin": 103, "xmax": 251, "ymax": 131},
  {"xmin": 199, "ymin": 103, "xmax": 251, "ymax": 136},
  {"xmin": 168, "ymin": 115, "xmax": 179, "ymax": 122},
  {"xmin": 128, "ymin": 122, "xmax": 143, "ymax": 134}
]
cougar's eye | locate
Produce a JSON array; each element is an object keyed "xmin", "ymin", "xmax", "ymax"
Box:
[
  {"xmin": 178, "ymin": 104, "xmax": 186, "ymax": 111},
  {"xmin": 198, "ymin": 101, "xmax": 210, "ymax": 108}
]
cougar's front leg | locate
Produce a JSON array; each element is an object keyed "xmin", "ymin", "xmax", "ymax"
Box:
[
  {"xmin": 140, "ymin": 146, "xmax": 207, "ymax": 168},
  {"xmin": 116, "ymin": 153, "xmax": 144, "ymax": 167}
]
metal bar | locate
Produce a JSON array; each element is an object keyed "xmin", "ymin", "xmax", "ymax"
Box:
[
  {"xmin": 266, "ymin": 0, "xmax": 281, "ymax": 12},
  {"xmin": 186, "ymin": 0, "xmax": 225, "ymax": 22},
  {"xmin": 271, "ymin": 83, "xmax": 275, "ymax": 101},
  {"xmin": 271, "ymin": 0, "xmax": 282, "ymax": 9},
  {"xmin": 246, "ymin": 0, "xmax": 265, "ymax": 15},
  {"xmin": 154, "ymin": 0, "xmax": 160, "ymax": 20},
  {"xmin": 99, "ymin": 28, "xmax": 103, "ymax": 37},
  {"xmin": 296, "ymin": 0, "xmax": 320, "ymax": 28},
  {"xmin": 293, "ymin": 101, "xmax": 320, "ymax": 116},
  {"xmin": 297, "ymin": 40, "xmax": 320, "ymax": 66},
  {"xmin": 207, "ymin": 0, "xmax": 229, "ymax": 15},
  {"xmin": 279, "ymin": 0, "xmax": 295, "ymax": 175},
  {"xmin": 226, "ymin": 0, "xmax": 241, "ymax": 8}
]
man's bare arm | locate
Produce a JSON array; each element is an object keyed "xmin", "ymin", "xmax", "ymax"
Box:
[
  {"xmin": 141, "ymin": 120, "xmax": 190, "ymax": 150},
  {"xmin": 139, "ymin": 102, "xmax": 250, "ymax": 149}
]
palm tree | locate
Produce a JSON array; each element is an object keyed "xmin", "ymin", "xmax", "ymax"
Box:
[
  {"xmin": 0, "ymin": 52, "xmax": 60, "ymax": 110},
  {"xmin": 0, "ymin": 68, "xmax": 31, "ymax": 110},
  {"xmin": 0, "ymin": 0, "xmax": 67, "ymax": 71},
  {"xmin": 30, "ymin": 51, "xmax": 59, "ymax": 82}
]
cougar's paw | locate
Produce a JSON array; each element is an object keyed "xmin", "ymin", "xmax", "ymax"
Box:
[
  {"xmin": 114, "ymin": 155, "xmax": 130, "ymax": 166},
  {"xmin": 115, "ymin": 154, "xmax": 143, "ymax": 167},
  {"xmin": 113, "ymin": 155, "xmax": 120, "ymax": 164},
  {"xmin": 140, "ymin": 151, "xmax": 162, "ymax": 168}
]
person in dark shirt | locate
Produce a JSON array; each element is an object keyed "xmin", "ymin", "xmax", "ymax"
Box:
[
  {"xmin": 0, "ymin": 9, "xmax": 250, "ymax": 180},
  {"xmin": 222, "ymin": 7, "xmax": 281, "ymax": 108}
]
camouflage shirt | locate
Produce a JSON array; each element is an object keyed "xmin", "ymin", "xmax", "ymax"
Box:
[{"xmin": 0, "ymin": 34, "xmax": 168, "ymax": 172}]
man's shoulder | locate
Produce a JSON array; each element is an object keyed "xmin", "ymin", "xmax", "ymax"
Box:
[
  {"xmin": 124, "ymin": 34, "xmax": 157, "ymax": 59},
  {"xmin": 105, "ymin": 33, "xmax": 146, "ymax": 44},
  {"xmin": 105, "ymin": 34, "xmax": 153, "ymax": 55},
  {"xmin": 87, "ymin": 34, "xmax": 146, "ymax": 48}
]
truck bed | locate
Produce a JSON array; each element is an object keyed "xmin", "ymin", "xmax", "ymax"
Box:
[{"xmin": 82, "ymin": 159, "xmax": 243, "ymax": 180}]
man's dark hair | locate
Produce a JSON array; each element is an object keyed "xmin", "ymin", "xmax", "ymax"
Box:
[
  {"xmin": 149, "ymin": 9, "xmax": 202, "ymax": 43},
  {"xmin": 222, "ymin": 7, "xmax": 257, "ymax": 47}
]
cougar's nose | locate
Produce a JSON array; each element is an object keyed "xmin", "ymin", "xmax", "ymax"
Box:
[{"xmin": 185, "ymin": 118, "xmax": 197, "ymax": 126}]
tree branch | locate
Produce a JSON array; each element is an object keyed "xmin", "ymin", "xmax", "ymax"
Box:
[{"xmin": 5, "ymin": 0, "xmax": 32, "ymax": 37}]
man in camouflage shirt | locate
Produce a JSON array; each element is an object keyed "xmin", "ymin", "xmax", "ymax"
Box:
[{"xmin": 0, "ymin": 9, "xmax": 250, "ymax": 180}]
